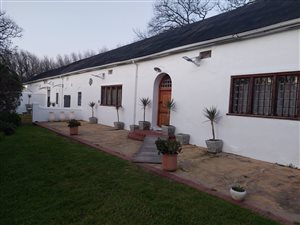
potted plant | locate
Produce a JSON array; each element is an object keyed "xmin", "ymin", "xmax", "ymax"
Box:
[
  {"xmin": 25, "ymin": 94, "xmax": 33, "ymax": 113},
  {"xmin": 88, "ymin": 102, "xmax": 98, "ymax": 124},
  {"xmin": 155, "ymin": 137, "xmax": 182, "ymax": 172},
  {"xmin": 139, "ymin": 97, "xmax": 151, "ymax": 130},
  {"xmin": 114, "ymin": 105, "xmax": 124, "ymax": 129},
  {"xmin": 67, "ymin": 119, "xmax": 81, "ymax": 135},
  {"xmin": 230, "ymin": 185, "xmax": 247, "ymax": 201},
  {"xmin": 162, "ymin": 99, "xmax": 176, "ymax": 136},
  {"xmin": 203, "ymin": 106, "xmax": 223, "ymax": 153}
]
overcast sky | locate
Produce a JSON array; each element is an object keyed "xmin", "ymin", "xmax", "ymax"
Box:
[{"xmin": 2, "ymin": 0, "xmax": 154, "ymax": 58}]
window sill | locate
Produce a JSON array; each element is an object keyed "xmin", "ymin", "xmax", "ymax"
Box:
[{"xmin": 226, "ymin": 113, "xmax": 300, "ymax": 121}]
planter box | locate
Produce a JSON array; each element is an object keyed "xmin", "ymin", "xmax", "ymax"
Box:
[
  {"xmin": 162, "ymin": 125, "xmax": 176, "ymax": 136},
  {"xmin": 138, "ymin": 121, "xmax": 150, "ymax": 130},
  {"xmin": 89, "ymin": 117, "xmax": 98, "ymax": 124},
  {"xmin": 114, "ymin": 122, "xmax": 124, "ymax": 130},
  {"xmin": 48, "ymin": 112, "xmax": 55, "ymax": 122},
  {"xmin": 205, "ymin": 139, "xmax": 223, "ymax": 153},
  {"xmin": 130, "ymin": 124, "xmax": 139, "ymax": 131},
  {"xmin": 175, "ymin": 133, "xmax": 190, "ymax": 145}
]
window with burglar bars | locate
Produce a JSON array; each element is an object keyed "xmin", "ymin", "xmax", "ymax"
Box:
[
  {"xmin": 229, "ymin": 71, "xmax": 300, "ymax": 119},
  {"xmin": 101, "ymin": 85, "xmax": 122, "ymax": 106}
]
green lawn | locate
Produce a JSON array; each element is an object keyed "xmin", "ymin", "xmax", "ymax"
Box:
[{"xmin": 0, "ymin": 125, "xmax": 280, "ymax": 225}]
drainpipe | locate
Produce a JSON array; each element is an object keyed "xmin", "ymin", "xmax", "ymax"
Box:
[
  {"xmin": 61, "ymin": 76, "xmax": 64, "ymax": 108},
  {"xmin": 132, "ymin": 60, "xmax": 138, "ymax": 125}
]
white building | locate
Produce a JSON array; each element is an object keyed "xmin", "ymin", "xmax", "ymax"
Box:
[{"xmin": 22, "ymin": 0, "xmax": 300, "ymax": 168}]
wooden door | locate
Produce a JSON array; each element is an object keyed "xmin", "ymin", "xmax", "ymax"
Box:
[{"xmin": 158, "ymin": 75, "xmax": 172, "ymax": 126}]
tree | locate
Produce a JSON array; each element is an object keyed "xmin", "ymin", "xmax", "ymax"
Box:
[
  {"xmin": 0, "ymin": 63, "xmax": 23, "ymax": 112},
  {"xmin": 147, "ymin": 0, "xmax": 215, "ymax": 36},
  {"xmin": 217, "ymin": 0, "xmax": 255, "ymax": 12},
  {"xmin": 0, "ymin": 11, "xmax": 22, "ymax": 56}
]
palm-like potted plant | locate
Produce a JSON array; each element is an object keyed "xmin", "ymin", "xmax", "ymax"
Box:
[
  {"xmin": 162, "ymin": 99, "xmax": 176, "ymax": 136},
  {"xmin": 89, "ymin": 102, "xmax": 98, "ymax": 124},
  {"xmin": 114, "ymin": 105, "xmax": 124, "ymax": 129},
  {"xmin": 25, "ymin": 94, "xmax": 33, "ymax": 114},
  {"xmin": 67, "ymin": 119, "xmax": 81, "ymax": 135},
  {"xmin": 139, "ymin": 97, "xmax": 151, "ymax": 130},
  {"xmin": 203, "ymin": 106, "xmax": 223, "ymax": 153},
  {"xmin": 230, "ymin": 185, "xmax": 247, "ymax": 201},
  {"xmin": 155, "ymin": 138, "xmax": 182, "ymax": 172}
]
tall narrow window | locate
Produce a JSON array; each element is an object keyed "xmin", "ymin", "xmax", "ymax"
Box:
[
  {"xmin": 231, "ymin": 78, "xmax": 250, "ymax": 114},
  {"xmin": 101, "ymin": 85, "xmax": 122, "ymax": 106},
  {"xmin": 252, "ymin": 77, "xmax": 273, "ymax": 116},
  {"xmin": 64, "ymin": 95, "xmax": 71, "ymax": 108},
  {"xmin": 229, "ymin": 71, "xmax": 300, "ymax": 119},
  {"xmin": 78, "ymin": 92, "xmax": 82, "ymax": 106},
  {"xmin": 276, "ymin": 76, "xmax": 299, "ymax": 117},
  {"xmin": 56, "ymin": 93, "xmax": 59, "ymax": 104}
]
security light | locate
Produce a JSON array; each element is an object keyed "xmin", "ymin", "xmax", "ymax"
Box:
[
  {"xmin": 182, "ymin": 56, "xmax": 201, "ymax": 67},
  {"xmin": 154, "ymin": 67, "xmax": 162, "ymax": 73}
]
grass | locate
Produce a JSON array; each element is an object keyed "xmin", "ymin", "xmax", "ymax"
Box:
[{"xmin": 0, "ymin": 125, "xmax": 280, "ymax": 225}]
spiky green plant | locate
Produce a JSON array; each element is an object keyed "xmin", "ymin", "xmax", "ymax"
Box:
[
  {"xmin": 165, "ymin": 99, "xmax": 175, "ymax": 125},
  {"xmin": 203, "ymin": 106, "xmax": 219, "ymax": 140},
  {"xmin": 140, "ymin": 97, "xmax": 151, "ymax": 122},
  {"xmin": 89, "ymin": 102, "xmax": 96, "ymax": 117}
]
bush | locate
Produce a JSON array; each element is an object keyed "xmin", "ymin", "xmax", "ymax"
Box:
[
  {"xmin": 155, "ymin": 138, "xmax": 182, "ymax": 155},
  {"xmin": 0, "ymin": 121, "xmax": 16, "ymax": 135},
  {"xmin": 67, "ymin": 119, "xmax": 81, "ymax": 128},
  {"xmin": 0, "ymin": 112, "xmax": 21, "ymax": 127}
]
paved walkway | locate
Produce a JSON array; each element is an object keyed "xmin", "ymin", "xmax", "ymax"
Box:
[
  {"xmin": 38, "ymin": 122, "xmax": 300, "ymax": 224},
  {"xmin": 132, "ymin": 136, "xmax": 161, "ymax": 163}
]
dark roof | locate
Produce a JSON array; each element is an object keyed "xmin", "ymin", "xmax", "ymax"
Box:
[{"xmin": 28, "ymin": 0, "xmax": 300, "ymax": 82}]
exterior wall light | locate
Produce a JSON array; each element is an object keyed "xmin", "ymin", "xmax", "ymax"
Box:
[
  {"xmin": 154, "ymin": 67, "xmax": 162, "ymax": 73},
  {"xmin": 182, "ymin": 56, "xmax": 201, "ymax": 67}
]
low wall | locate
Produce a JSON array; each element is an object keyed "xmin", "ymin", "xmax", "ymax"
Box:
[{"xmin": 32, "ymin": 104, "xmax": 83, "ymax": 122}]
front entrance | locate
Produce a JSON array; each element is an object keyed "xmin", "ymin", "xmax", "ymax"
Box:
[{"xmin": 158, "ymin": 75, "xmax": 172, "ymax": 126}]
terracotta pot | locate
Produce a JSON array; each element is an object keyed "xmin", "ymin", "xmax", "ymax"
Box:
[
  {"xmin": 69, "ymin": 127, "xmax": 78, "ymax": 135},
  {"xmin": 162, "ymin": 154, "xmax": 178, "ymax": 172}
]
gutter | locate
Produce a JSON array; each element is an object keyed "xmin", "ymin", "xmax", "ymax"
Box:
[
  {"xmin": 25, "ymin": 18, "xmax": 300, "ymax": 84},
  {"xmin": 132, "ymin": 60, "xmax": 139, "ymax": 125}
]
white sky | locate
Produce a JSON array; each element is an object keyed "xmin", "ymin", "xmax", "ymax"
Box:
[{"xmin": 1, "ymin": 0, "xmax": 154, "ymax": 58}]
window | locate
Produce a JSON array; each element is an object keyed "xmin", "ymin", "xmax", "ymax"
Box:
[
  {"xmin": 56, "ymin": 93, "xmax": 59, "ymax": 104},
  {"xmin": 64, "ymin": 95, "xmax": 71, "ymax": 108},
  {"xmin": 101, "ymin": 85, "xmax": 122, "ymax": 106},
  {"xmin": 78, "ymin": 92, "xmax": 82, "ymax": 106},
  {"xmin": 229, "ymin": 71, "xmax": 300, "ymax": 119}
]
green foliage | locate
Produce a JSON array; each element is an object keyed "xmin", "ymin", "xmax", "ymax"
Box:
[
  {"xmin": 203, "ymin": 106, "xmax": 219, "ymax": 122},
  {"xmin": 89, "ymin": 102, "xmax": 96, "ymax": 117},
  {"xmin": 67, "ymin": 119, "xmax": 81, "ymax": 128},
  {"xmin": 232, "ymin": 185, "xmax": 245, "ymax": 192},
  {"xmin": 203, "ymin": 106, "xmax": 220, "ymax": 140},
  {"xmin": 0, "ymin": 112, "xmax": 21, "ymax": 127},
  {"xmin": 0, "ymin": 125, "xmax": 279, "ymax": 225},
  {"xmin": 140, "ymin": 97, "xmax": 151, "ymax": 121},
  {"xmin": 155, "ymin": 138, "xmax": 182, "ymax": 155},
  {"xmin": 165, "ymin": 99, "xmax": 175, "ymax": 112},
  {"xmin": 0, "ymin": 121, "xmax": 16, "ymax": 135},
  {"xmin": 0, "ymin": 64, "xmax": 23, "ymax": 112}
]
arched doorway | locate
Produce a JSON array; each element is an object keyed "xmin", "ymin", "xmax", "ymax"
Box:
[{"xmin": 157, "ymin": 74, "xmax": 172, "ymax": 126}]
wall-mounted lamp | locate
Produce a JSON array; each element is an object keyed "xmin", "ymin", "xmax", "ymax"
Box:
[
  {"xmin": 153, "ymin": 67, "xmax": 162, "ymax": 73},
  {"xmin": 92, "ymin": 73, "xmax": 105, "ymax": 79},
  {"xmin": 182, "ymin": 56, "xmax": 201, "ymax": 67}
]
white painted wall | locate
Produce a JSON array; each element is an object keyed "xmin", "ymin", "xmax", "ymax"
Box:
[
  {"xmin": 26, "ymin": 29, "xmax": 300, "ymax": 167},
  {"xmin": 16, "ymin": 91, "xmax": 46, "ymax": 114}
]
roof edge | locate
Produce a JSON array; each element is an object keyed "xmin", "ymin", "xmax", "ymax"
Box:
[{"xmin": 25, "ymin": 17, "xmax": 300, "ymax": 84}]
